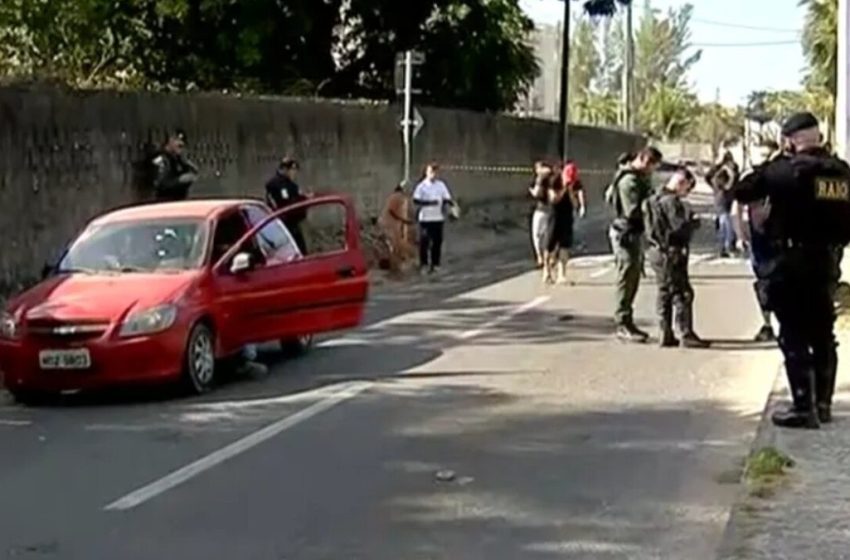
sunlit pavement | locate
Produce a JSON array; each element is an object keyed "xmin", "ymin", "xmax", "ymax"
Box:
[{"xmin": 0, "ymin": 252, "xmax": 778, "ymax": 560}]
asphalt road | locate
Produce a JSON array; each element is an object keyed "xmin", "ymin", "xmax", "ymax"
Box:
[{"xmin": 0, "ymin": 245, "xmax": 781, "ymax": 560}]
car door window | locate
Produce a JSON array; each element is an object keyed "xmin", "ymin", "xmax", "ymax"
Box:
[
  {"xmin": 211, "ymin": 210, "xmax": 264, "ymax": 266},
  {"xmin": 242, "ymin": 205, "xmax": 302, "ymax": 266},
  {"xmin": 299, "ymin": 201, "xmax": 348, "ymax": 255}
]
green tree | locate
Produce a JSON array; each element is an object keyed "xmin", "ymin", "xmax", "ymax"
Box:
[
  {"xmin": 0, "ymin": 0, "xmax": 542, "ymax": 112},
  {"xmin": 639, "ymin": 84, "xmax": 698, "ymax": 140},
  {"xmin": 801, "ymin": 0, "xmax": 837, "ymax": 95},
  {"xmin": 568, "ymin": 15, "xmax": 600, "ymax": 113},
  {"xmin": 632, "ymin": 1, "xmax": 701, "ymax": 112},
  {"xmin": 0, "ymin": 0, "xmax": 151, "ymax": 88}
]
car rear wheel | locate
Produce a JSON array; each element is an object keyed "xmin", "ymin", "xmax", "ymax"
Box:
[
  {"xmin": 184, "ymin": 323, "xmax": 216, "ymax": 394},
  {"xmin": 281, "ymin": 334, "xmax": 314, "ymax": 358}
]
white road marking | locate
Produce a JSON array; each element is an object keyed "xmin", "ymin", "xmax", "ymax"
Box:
[
  {"xmin": 104, "ymin": 381, "xmax": 371, "ymax": 511},
  {"xmin": 690, "ymin": 254, "xmax": 713, "ymax": 265},
  {"xmin": 455, "ymin": 296, "xmax": 549, "ymax": 341},
  {"xmin": 0, "ymin": 419, "xmax": 31, "ymax": 427},
  {"xmin": 589, "ymin": 265, "xmax": 614, "ymax": 279},
  {"xmin": 104, "ymin": 295, "xmax": 550, "ymax": 511}
]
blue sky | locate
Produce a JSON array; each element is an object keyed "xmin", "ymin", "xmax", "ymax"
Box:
[{"xmin": 520, "ymin": 0, "xmax": 807, "ymax": 106}]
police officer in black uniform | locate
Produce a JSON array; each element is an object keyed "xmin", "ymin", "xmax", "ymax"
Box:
[
  {"xmin": 152, "ymin": 130, "xmax": 199, "ymax": 202},
  {"xmin": 265, "ymin": 157, "xmax": 308, "ymax": 254},
  {"xmin": 733, "ymin": 112, "xmax": 850, "ymax": 429}
]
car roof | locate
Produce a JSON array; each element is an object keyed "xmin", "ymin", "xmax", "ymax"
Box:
[{"xmin": 91, "ymin": 199, "xmax": 265, "ymax": 225}]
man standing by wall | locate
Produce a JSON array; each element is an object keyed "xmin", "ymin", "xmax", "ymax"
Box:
[
  {"xmin": 265, "ymin": 157, "xmax": 308, "ymax": 254},
  {"xmin": 413, "ymin": 162, "xmax": 455, "ymax": 275},
  {"xmin": 609, "ymin": 147, "xmax": 663, "ymax": 342},
  {"xmin": 152, "ymin": 129, "xmax": 198, "ymax": 202}
]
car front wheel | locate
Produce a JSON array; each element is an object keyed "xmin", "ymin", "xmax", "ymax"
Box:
[{"xmin": 184, "ymin": 323, "xmax": 216, "ymax": 394}]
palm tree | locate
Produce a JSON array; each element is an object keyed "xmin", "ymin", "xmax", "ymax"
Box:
[
  {"xmin": 638, "ymin": 84, "xmax": 698, "ymax": 141},
  {"xmin": 800, "ymin": 0, "xmax": 837, "ymax": 141},
  {"xmin": 801, "ymin": 0, "xmax": 837, "ymax": 95}
]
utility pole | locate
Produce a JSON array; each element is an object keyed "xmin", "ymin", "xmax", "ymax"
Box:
[
  {"xmin": 402, "ymin": 51, "xmax": 414, "ymax": 183},
  {"xmin": 557, "ymin": 0, "xmax": 571, "ymax": 163},
  {"xmin": 838, "ymin": 0, "xmax": 849, "ymax": 160},
  {"xmin": 621, "ymin": 0, "xmax": 634, "ymax": 130},
  {"xmin": 395, "ymin": 51, "xmax": 425, "ymax": 184}
]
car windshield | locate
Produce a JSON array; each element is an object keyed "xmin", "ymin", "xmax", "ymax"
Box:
[{"xmin": 58, "ymin": 218, "xmax": 208, "ymax": 274}]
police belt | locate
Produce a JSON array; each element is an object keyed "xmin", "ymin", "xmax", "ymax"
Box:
[
  {"xmin": 773, "ymin": 239, "xmax": 828, "ymax": 250},
  {"xmin": 649, "ymin": 242, "xmax": 688, "ymax": 256}
]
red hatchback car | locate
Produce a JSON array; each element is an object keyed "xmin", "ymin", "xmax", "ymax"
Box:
[{"xmin": 0, "ymin": 196, "xmax": 369, "ymax": 402}]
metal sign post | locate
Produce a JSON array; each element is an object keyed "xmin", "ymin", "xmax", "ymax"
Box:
[{"xmin": 396, "ymin": 50, "xmax": 425, "ymax": 185}]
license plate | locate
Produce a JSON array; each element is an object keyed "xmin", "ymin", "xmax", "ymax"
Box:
[{"xmin": 39, "ymin": 349, "xmax": 91, "ymax": 370}]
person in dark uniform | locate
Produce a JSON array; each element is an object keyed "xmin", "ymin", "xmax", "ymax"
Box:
[
  {"xmin": 265, "ymin": 157, "xmax": 308, "ymax": 254},
  {"xmin": 737, "ymin": 141, "xmax": 784, "ymax": 342},
  {"xmin": 733, "ymin": 112, "xmax": 850, "ymax": 429},
  {"xmin": 152, "ymin": 130, "xmax": 199, "ymax": 202},
  {"xmin": 644, "ymin": 168, "xmax": 709, "ymax": 348}
]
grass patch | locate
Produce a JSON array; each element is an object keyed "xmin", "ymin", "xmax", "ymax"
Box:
[{"xmin": 744, "ymin": 446, "xmax": 794, "ymax": 498}]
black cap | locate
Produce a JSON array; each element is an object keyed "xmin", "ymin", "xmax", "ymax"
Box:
[{"xmin": 781, "ymin": 112, "xmax": 819, "ymax": 136}]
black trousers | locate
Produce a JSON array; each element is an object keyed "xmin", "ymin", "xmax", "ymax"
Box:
[
  {"xmin": 419, "ymin": 222, "xmax": 444, "ymax": 269},
  {"xmin": 286, "ymin": 222, "xmax": 307, "ymax": 255},
  {"xmin": 769, "ymin": 248, "xmax": 838, "ymax": 411},
  {"xmin": 649, "ymin": 247, "xmax": 694, "ymax": 334}
]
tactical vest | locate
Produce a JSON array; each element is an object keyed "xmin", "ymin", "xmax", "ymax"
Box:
[
  {"xmin": 787, "ymin": 152, "xmax": 850, "ymax": 246},
  {"xmin": 642, "ymin": 193, "xmax": 675, "ymax": 249}
]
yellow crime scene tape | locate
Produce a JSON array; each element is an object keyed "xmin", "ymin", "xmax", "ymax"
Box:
[{"xmin": 439, "ymin": 164, "xmax": 612, "ymax": 175}]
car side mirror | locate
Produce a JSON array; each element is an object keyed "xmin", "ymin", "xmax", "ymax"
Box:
[{"xmin": 230, "ymin": 252, "xmax": 253, "ymax": 275}]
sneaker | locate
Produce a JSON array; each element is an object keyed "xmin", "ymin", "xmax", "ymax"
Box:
[
  {"xmin": 754, "ymin": 325, "xmax": 776, "ymax": 343},
  {"xmin": 616, "ymin": 324, "xmax": 649, "ymax": 343}
]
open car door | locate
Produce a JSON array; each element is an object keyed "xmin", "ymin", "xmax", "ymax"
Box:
[{"xmin": 214, "ymin": 195, "xmax": 368, "ymax": 345}]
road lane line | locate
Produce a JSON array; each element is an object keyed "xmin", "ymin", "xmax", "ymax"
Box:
[
  {"xmin": 0, "ymin": 419, "xmax": 31, "ymax": 427},
  {"xmin": 455, "ymin": 296, "xmax": 549, "ymax": 341},
  {"xmin": 103, "ymin": 381, "xmax": 371, "ymax": 512},
  {"xmin": 589, "ymin": 265, "xmax": 614, "ymax": 279},
  {"xmin": 104, "ymin": 294, "xmax": 549, "ymax": 511}
]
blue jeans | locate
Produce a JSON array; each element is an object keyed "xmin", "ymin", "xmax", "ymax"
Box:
[
  {"xmin": 717, "ymin": 212, "xmax": 736, "ymax": 253},
  {"xmin": 242, "ymin": 344, "xmax": 258, "ymax": 361}
]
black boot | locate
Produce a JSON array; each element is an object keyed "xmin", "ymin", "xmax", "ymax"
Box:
[
  {"xmin": 772, "ymin": 405, "xmax": 820, "ymax": 429},
  {"xmin": 680, "ymin": 332, "xmax": 711, "ymax": 349},
  {"xmin": 659, "ymin": 327, "xmax": 678, "ymax": 348},
  {"xmin": 815, "ymin": 340, "xmax": 838, "ymax": 425},
  {"xmin": 658, "ymin": 309, "xmax": 677, "ymax": 347},
  {"xmin": 772, "ymin": 368, "xmax": 820, "ymax": 429},
  {"xmin": 818, "ymin": 403, "xmax": 832, "ymax": 424}
]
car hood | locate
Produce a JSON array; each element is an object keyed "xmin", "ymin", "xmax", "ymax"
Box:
[{"xmin": 8, "ymin": 272, "xmax": 199, "ymax": 323}]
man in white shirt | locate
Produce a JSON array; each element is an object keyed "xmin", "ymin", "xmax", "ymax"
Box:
[{"xmin": 413, "ymin": 162, "xmax": 455, "ymax": 273}]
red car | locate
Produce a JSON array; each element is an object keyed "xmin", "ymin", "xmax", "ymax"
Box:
[{"xmin": 0, "ymin": 196, "xmax": 368, "ymax": 403}]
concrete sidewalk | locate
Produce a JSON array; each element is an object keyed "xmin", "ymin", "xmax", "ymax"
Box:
[{"xmin": 717, "ymin": 253, "xmax": 850, "ymax": 560}]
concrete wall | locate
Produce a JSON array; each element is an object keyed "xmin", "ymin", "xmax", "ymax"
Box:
[{"xmin": 0, "ymin": 86, "xmax": 643, "ymax": 293}]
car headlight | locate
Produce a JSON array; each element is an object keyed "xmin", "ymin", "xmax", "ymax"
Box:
[
  {"xmin": 119, "ymin": 304, "xmax": 178, "ymax": 337},
  {"xmin": 0, "ymin": 311, "xmax": 20, "ymax": 340}
]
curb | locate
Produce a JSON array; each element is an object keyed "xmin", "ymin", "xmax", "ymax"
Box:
[{"xmin": 714, "ymin": 368, "xmax": 786, "ymax": 560}]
